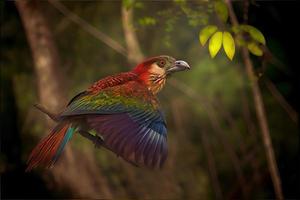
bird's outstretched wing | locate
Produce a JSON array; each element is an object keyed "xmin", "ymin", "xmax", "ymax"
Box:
[{"xmin": 61, "ymin": 79, "xmax": 167, "ymax": 169}]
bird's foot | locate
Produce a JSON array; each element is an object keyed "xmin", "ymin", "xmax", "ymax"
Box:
[
  {"xmin": 78, "ymin": 130, "xmax": 104, "ymax": 149},
  {"xmin": 93, "ymin": 135, "xmax": 104, "ymax": 149}
]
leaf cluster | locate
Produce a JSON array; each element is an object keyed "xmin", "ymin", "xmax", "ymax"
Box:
[{"xmin": 199, "ymin": 0, "xmax": 266, "ymax": 60}]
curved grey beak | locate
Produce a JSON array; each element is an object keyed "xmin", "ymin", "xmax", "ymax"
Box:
[{"xmin": 166, "ymin": 60, "xmax": 191, "ymax": 74}]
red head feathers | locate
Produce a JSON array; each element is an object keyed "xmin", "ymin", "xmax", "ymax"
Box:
[{"xmin": 132, "ymin": 55, "xmax": 190, "ymax": 94}]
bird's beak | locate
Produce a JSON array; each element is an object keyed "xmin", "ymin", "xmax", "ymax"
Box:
[{"xmin": 166, "ymin": 60, "xmax": 191, "ymax": 75}]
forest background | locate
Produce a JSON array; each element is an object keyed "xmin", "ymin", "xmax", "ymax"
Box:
[{"xmin": 1, "ymin": 0, "xmax": 299, "ymax": 199}]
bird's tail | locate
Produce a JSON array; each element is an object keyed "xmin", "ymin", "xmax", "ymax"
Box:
[{"xmin": 26, "ymin": 122, "xmax": 75, "ymax": 171}]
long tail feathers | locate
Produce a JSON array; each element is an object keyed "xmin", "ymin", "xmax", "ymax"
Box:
[{"xmin": 26, "ymin": 123, "xmax": 75, "ymax": 171}]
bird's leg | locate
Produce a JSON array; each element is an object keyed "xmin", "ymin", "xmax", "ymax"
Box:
[
  {"xmin": 78, "ymin": 130, "xmax": 138, "ymax": 167},
  {"xmin": 77, "ymin": 130, "xmax": 104, "ymax": 148},
  {"xmin": 34, "ymin": 104, "xmax": 60, "ymax": 122}
]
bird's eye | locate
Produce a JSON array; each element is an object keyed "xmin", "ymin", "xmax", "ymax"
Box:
[{"xmin": 157, "ymin": 60, "xmax": 166, "ymax": 68}]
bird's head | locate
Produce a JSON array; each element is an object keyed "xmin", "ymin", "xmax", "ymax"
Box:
[{"xmin": 133, "ymin": 55, "xmax": 190, "ymax": 94}]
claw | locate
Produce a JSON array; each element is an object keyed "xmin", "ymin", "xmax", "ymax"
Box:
[
  {"xmin": 78, "ymin": 130, "xmax": 103, "ymax": 148},
  {"xmin": 93, "ymin": 135, "xmax": 104, "ymax": 148}
]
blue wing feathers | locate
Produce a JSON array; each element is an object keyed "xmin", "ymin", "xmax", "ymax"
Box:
[
  {"xmin": 149, "ymin": 134, "xmax": 159, "ymax": 166},
  {"xmin": 86, "ymin": 112, "xmax": 167, "ymax": 168},
  {"xmin": 160, "ymin": 137, "xmax": 168, "ymax": 167},
  {"xmin": 53, "ymin": 126, "xmax": 75, "ymax": 163},
  {"xmin": 144, "ymin": 131, "xmax": 157, "ymax": 166},
  {"xmin": 151, "ymin": 135, "xmax": 161, "ymax": 167},
  {"xmin": 135, "ymin": 128, "xmax": 152, "ymax": 163}
]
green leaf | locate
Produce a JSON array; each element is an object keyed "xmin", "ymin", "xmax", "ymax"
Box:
[
  {"xmin": 223, "ymin": 32, "xmax": 235, "ymax": 60},
  {"xmin": 247, "ymin": 42, "xmax": 263, "ymax": 56},
  {"xmin": 240, "ymin": 25, "xmax": 266, "ymax": 45},
  {"xmin": 235, "ymin": 36, "xmax": 246, "ymax": 46},
  {"xmin": 209, "ymin": 31, "xmax": 223, "ymax": 58},
  {"xmin": 199, "ymin": 25, "xmax": 218, "ymax": 46},
  {"xmin": 231, "ymin": 25, "xmax": 241, "ymax": 34},
  {"xmin": 214, "ymin": 1, "xmax": 228, "ymax": 22}
]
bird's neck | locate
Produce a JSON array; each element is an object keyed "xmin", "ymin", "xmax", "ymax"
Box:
[
  {"xmin": 133, "ymin": 62, "xmax": 167, "ymax": 94},
  {"xmin": 138, "ymin": 72, "xmax": 166, "ymax": 94}
]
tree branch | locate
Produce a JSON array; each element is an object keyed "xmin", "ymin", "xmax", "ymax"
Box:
[
  {"xmin": 48, "ymin": 0, "xmax": 128, "ymax": 57},
  {"xmin": 225, "ymin": 0, "xmax": 284, "ymax": 199},
  {"xmin": 264, "ymin": 78, "xmax": 298, "ymax": 123},
  {"xmin": 121, "ymin": 5, "xmax": 144, "ymax": 65}
]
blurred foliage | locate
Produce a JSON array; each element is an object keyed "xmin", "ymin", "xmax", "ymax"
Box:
[
  {"xmin": 1, "ymin": 0, "xmax": 298, "ymax": 199},
  {"xmin": 138, "ymin": 17, "xmax": 156, "ymax": 26},
  {"xmin": 214, "ymin": 1, "xmax": 228, "ymax": 23},
  {"xmin": 247, "ymin": 41, "xmax": 263, "ymax": 56},
  {"xmin": 122, "ymin": 0, "xmax": 143, "ymax": 10},
  {"xmin": 238, "ymin": 25, "xmax": 266, "ymax": 45}
]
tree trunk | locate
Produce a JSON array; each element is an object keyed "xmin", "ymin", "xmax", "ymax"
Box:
[
  {"xmin": 16, "ymin": 0, "xmax": 66, "ymax": 113},
  {"xmin": 16, "ymin": 1, "xmax": 112, "ymax": 198}
]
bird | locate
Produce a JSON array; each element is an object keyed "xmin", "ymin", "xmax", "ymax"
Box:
[{"xmin": 26, "ymin": 55, "xmax": 190, "ymax": 171}]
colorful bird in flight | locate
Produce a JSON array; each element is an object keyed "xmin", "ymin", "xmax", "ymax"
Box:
[{"xmin": 26, "ymin": 55, "xmax": 190, "ymax": 171}]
